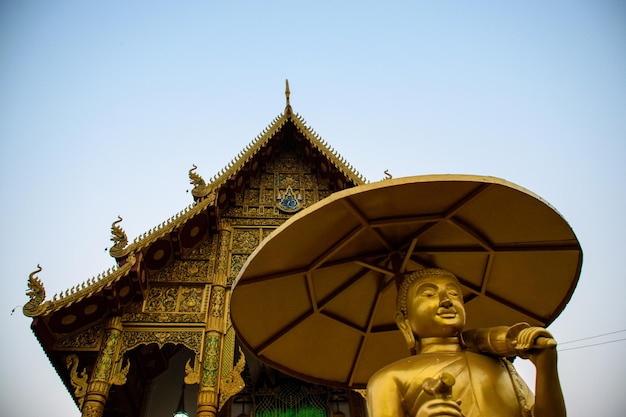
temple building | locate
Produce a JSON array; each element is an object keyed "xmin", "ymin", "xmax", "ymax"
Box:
[{"xmin": 23, "ymin": 82, "xmax": 369, "ymax": 417}]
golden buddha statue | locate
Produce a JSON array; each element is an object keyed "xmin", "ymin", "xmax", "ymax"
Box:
[{"xmin": 366, "ymin": 269, "xmax": 566, "ymax": 417}]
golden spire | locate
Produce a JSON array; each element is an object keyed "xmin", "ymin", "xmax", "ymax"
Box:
[{"xmin": 284, "ymin": 79, "xmax": 292, "ymax": 115}]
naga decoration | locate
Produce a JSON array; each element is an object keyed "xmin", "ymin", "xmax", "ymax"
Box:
[
  {"xmin": 109, "ymin": 216, "xmax": 129, "ymax": 258},
  {"xmin": 184, "ymin": 356, "xmax": 200, "ymax": 385},
  {"xmin": 218, "ymin": 347, "xmax": 246, "ymax": 411},
  {"xmin": 23, "ymin": 264, "xmax": 46, "ymax": 317},
  {"xmin": 111, "ymin": 357, "xmax": 131, "ymax": 386},
  {"xmin": 66, "ymin": 354, "xmax": 88, "ymax": 407},
  {"xmin": 189, "ymin": 164, "xmax": 211, "ymax": 199}
]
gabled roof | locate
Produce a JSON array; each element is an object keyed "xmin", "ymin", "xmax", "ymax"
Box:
[{"xmin": 24, "ymin": 81, "xmax": 368, "ymax": 328}]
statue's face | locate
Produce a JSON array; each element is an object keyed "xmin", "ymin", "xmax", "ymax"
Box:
[{"xmin": 405, "ymin": 274, "xmax": 466, "ymax": 338}]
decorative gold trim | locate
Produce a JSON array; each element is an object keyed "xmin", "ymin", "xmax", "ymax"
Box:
[
  {"xmin": 284, "ymin": 79, "xmax": 292, "ymax": 115},
  {"xmin": 54, "ymin": 323, "xmax": 104, "ymax": 351},
  {"xmin": 190, "ymin": 164, "xmax": 211, "ymax": 199},
  {"xmin": 120, "ymin": 328, "xmax": 204, "ymax": 359},
  {"xmin": 23, "ymin": 254, "xmax": 136, "ymax": 317},
  {"xmin": 66, "ymin": 354, "xmax": 88, "ymax": 407},
  {"xmin": 25, "ymin": 85, "xmax": 366, "ymax": 320},
  {"xmin": 23, "ymin": 264, "xmax": 45, "ymax": 317},
  {"xmin": 110, "ymin": 357, "xmax": 130, "ymax": 386},
  {"xmin": 353, "ymin": 389, "xmax": 367, "ymax": 400},
  {"xmin": 125, "ymin": 191, "xmax": 215, "ymax": 255},
  {"xmin": 185, "ymin": 356, "xmax": 200, "ymax": 385},
  {"xmin": 109, "ymin": 216, "xmax": 129, "ymax": 258},
  {"xmin": 218, "ymin": 346, "xmax": 246, "ymax": 411}
]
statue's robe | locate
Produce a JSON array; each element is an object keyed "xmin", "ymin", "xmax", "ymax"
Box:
[{"xmin": 367, "ymin": 351, "xmax": 533, "ymax": 417}]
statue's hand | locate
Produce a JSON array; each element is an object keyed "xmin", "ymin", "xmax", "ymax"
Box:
[
  {"xmin": 513, "ymin": 326, "xmax": 557, "ymax": 365},
  {"xmin": 416, "ymin": 399, "xmax": 464, "ymax": 417}
]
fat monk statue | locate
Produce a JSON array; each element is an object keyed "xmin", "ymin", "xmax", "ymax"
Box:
[{"xmin": 367, "ymin": 268, "xmax": 566, "ymax": 417}]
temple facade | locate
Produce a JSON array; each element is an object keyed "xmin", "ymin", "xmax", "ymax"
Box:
[{"xmin": 23, "ymin": 82, "xmax": 369, "ymax": 417}]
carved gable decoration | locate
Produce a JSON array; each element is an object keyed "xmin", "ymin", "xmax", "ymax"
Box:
[{"xmin": 23, "ymin": 82, "xmax": 369, "ymax": 416}]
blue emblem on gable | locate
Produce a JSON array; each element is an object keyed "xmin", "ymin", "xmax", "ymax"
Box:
[{"xmin": 276, "ymin": 186, "xmax": 302, "ymax": 213}]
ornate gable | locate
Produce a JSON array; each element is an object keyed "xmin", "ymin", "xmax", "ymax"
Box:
[{"xmin": 23, "ymin": 82, "xmax": 368, "ymax": 417}]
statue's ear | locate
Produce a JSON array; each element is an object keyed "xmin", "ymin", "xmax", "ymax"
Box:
[{"xmin": 395, "ymin": 312, "xmax": 416, "ymax": 355}]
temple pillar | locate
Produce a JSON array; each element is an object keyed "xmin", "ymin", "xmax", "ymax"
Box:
[
  {"xmin": 81, "ymin": 315, "xmax": 124, "ymax": 417},
  {"xmin": 197, "ymin": 227, "xmax": 231, "ymax": 417}
]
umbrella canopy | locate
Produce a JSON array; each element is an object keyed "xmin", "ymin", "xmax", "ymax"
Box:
[{"xmin": 230, "ymin": 175, "xmax": 582, "ymax": 389}]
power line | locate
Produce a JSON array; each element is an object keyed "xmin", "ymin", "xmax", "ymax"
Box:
[
  {"xmin": 559, "ymin": 337, "xmax": 626, "ymax": 352},
  {"xmin": 559, "ymin": 329, "xmax": 626, "ymax": 345}
]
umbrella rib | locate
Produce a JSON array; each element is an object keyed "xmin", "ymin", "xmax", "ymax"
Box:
[
  {"xmin": 233, "ymin": 266, "xmax": 310, "ymax": 286},
  {"xmin": 348, "ymin": 272, "xmax": 391, "ymax": 387},
  {"xmin": 448, "ymin": 217, "xmax": 495, "ymax": 252},
  {"xmin": 353, "ymin": 260, "xmax": 394, "ymax": 276},
  {"xmin": 408, "ymin": 243, "xmax": 580, "ymax": 253},
  {"xmin": 255, "ymin": 307, "xmax": 315, "ymax": 356},
  {"xmin": 341, "ymin": 198, "xmax": 396, "ymax": 252},
  {"xmin": 443, "ymin": 183, "xmax": 493, "ymax": 219},
  {"xmin": 369, "ymin": 213, "xmax": 443, "ymax": 227},
  {"xmin": 317, "ymin": 267, "xmax": 374, "ymax": 311},
  {"xmin": 400, "ymin": 238, "xmax": 419, "ymax": 273},
  {"xmin": 308, "ymin": 225, "xmax": 364, "ymax": 271}
]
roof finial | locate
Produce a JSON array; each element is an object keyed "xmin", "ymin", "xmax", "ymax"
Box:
[{"xmin": 284, "ymin": 79, "xmax": 292, "ymax": 115}]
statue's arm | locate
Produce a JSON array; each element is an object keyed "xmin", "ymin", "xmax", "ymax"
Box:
[
  {"xmin": 367, "ymin": 373, "xmax": 405, "ymax": 417},
  {"xmin": 531, "ymin": 342, "xmax": 566, "ymax": 417},
  {"xmin": 515, "ymin": 328, "xmax": 566, "ymax": 417}
]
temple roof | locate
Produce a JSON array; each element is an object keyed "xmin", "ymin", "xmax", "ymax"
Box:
[{"xmin": 24, "ymin": 79, "xmax": 367, "ymax": 324}]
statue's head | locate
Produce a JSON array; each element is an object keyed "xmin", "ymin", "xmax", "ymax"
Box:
[{"xmin": 395, "ymin": 268, "xmax": 466, "ymax": 353}]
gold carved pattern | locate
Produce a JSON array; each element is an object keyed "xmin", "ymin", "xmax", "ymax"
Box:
[
  {"xmin": 262, "ymin": 228, "xmax": 275, "ymax": 240},
  {"xmin": 82, "ymin": 402, "xmax": 102, "ymax": 417},
  {"xmin": 216, "ymin": 229, "xmax": 232, "ymax": 280},
  {"xmin": 121, "ymin": 330, "xmax": 203, "ymax": 359},
  {"xmin": 179, "ymin": 287, "xmax": 204, "ymax": 312},
  {"xmin": 247, "ymin": 188, "xmax": 260, "ymax": 203},
  {"xmin": 218, "ymin": 346, "xmax": 246, "ymax": 411},
  {"xmin": 229, "ymin": 254, "xmax": 248, "ymax": 284},
  {"xmin": 145, "ymin": 287, "xmax": 178, "ymax": 312},
  {"xmin": 319, "ymin": 189, "xmax": 333, "ymax": 200},
  {"xmin": 55, "ymin": 323, "xmax": 104, "ymax": 351},
  {"xmin": 66, "ymin": 354, "xmax": 88, "ymax": 407},
  {"xmin": 305, "ymin": 189, "xmax": 319, "ymax": 205},
  {"xmin": 220, "ymin": 327, "xmax": 236, "ymax": 381},
  {"xmin": 260, "ymin": 173, "xmax": 275, "ymax": 188},
  {"xmin": 245, "ymin": 206, "xmax": 264, "ymax": 217},
  {"xmin": 144, "ymin": 285, "xmax": 207, "ymax": 313},
  {"xmin": 301, "ymin": 174, "xmax": 315, "ymax": 188},
  {"xmin": 249, "ymin": 176, "xmax": 261, "ymax": 188},
  {"xmin": 277, "ymin": 173, "xmax": 299, "ymax": 188},
  {"xmin": 232, "ymin": 229, "xmax": 260, "ymax": 252},
  {"xmin": 230, "ymin": 218, "xmax": 284, "ymax": 227},
  {"xmin": 110, "ymin": 357, "xmax": 130, "ymax": 386},
  {"xmin": 150, "ymin": 260, "xmax": 212, "ymax": 283},
  {"xmin": 209, "ymin": 286, "xmax": 225, "ymax": 318},
  {"xmin": 93, "ymin": 331, "xmax": 119, "ymax": 381},
  {"xmin": 185, "ymin": 238, "xmax": 215, "ymax": 261},
  {"xmin": 126, "ymin": 285, "xmax": 207, "ymax": 323},
  {"xmin": 234, "ymin": 190, "xmax": 244, "ymax": 206},
  {"xmin": 123, "ymin": 311, "xmax": 205, "ymax": 323},
  {"xmin": 262, "ymin": 188, "xmax": 274, "ymax": 204},
  {"xmin": 201, "ymin": 335, "xmax": 220, "ymax": 388}
]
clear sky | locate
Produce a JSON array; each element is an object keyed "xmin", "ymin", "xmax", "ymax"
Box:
[{"xmin": 1, "ymin": 2, "xmax": 625, "ymax": 416}]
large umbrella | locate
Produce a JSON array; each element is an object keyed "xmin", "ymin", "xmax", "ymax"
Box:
[{"xmin": 230, "ymin": 175, "xmax": 582, "ymax": 389}]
